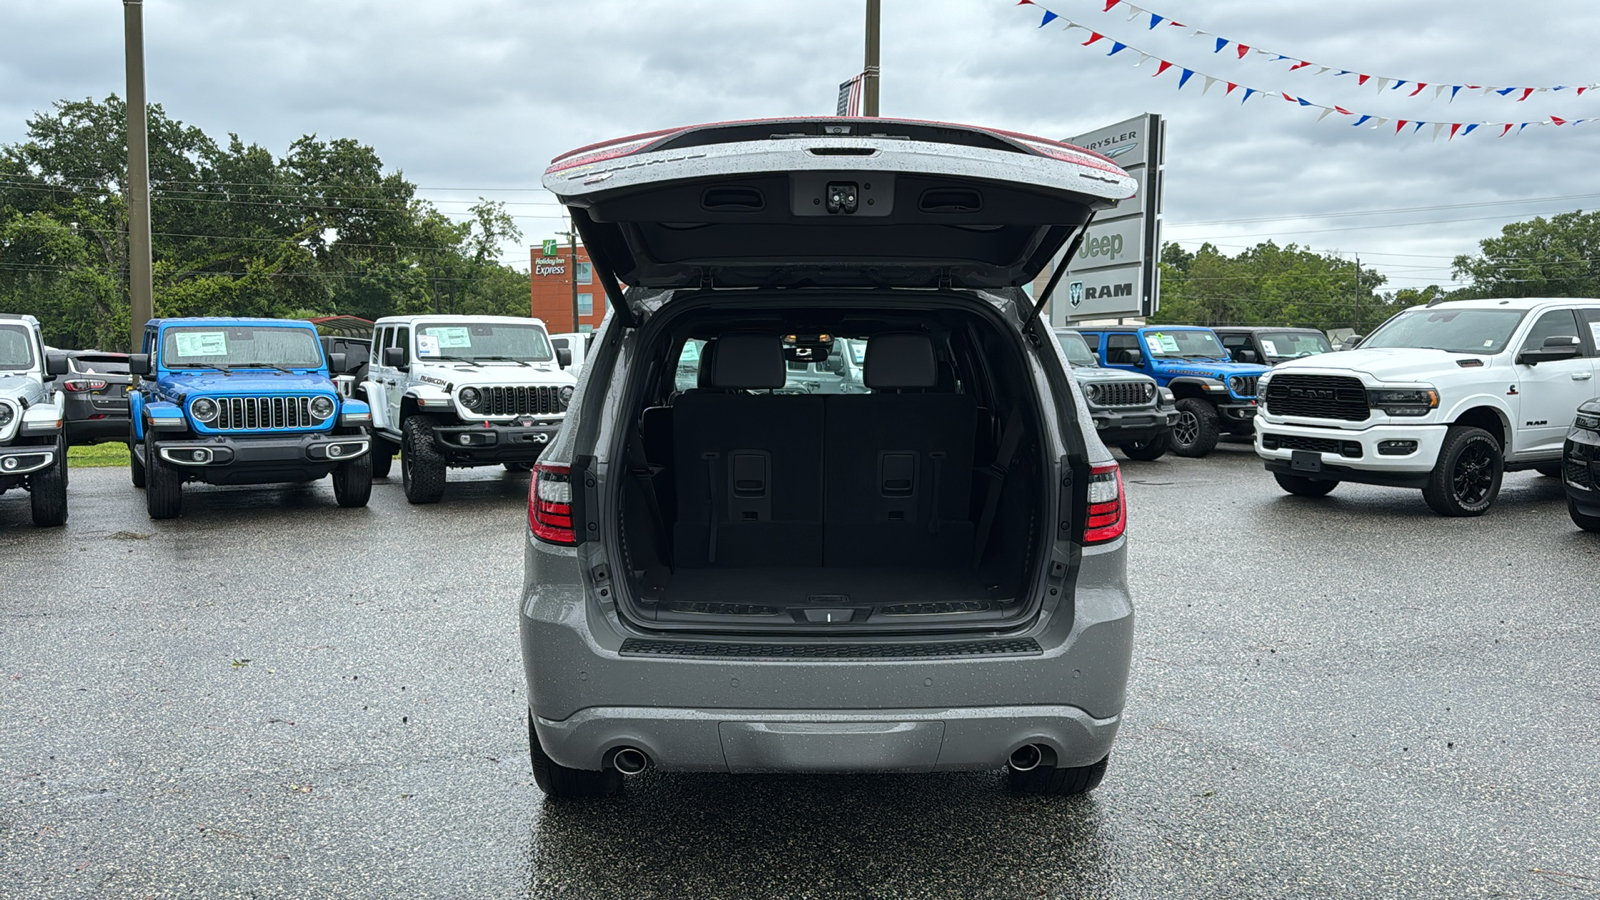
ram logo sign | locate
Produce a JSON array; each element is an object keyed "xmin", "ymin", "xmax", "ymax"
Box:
[{"xmin": 1068, "ymin": 281, "xmax": 1084, "ymax": 308}]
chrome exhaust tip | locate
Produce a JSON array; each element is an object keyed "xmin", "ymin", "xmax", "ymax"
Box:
[
  {"xmin": 1008, "ymin": 744, "xmax": 1044, "ymax": 772},
  {"xmin": 612, "ymin": 747, "xmax": 649, "ymax": 776}
]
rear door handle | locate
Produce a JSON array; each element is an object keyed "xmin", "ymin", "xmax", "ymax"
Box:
[{"xmin": 1575, "ymin": 372, "xmax": 1594, "ymax": 381}]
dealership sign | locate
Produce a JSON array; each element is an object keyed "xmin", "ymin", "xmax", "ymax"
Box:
[{"xmin": 1050, "ymin": 113, "xmax": 1164, "ymax": 322}]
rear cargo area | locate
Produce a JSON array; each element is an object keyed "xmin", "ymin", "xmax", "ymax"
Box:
[{"xmin": 611, "ymin": 304, "xmax": 1050, "ymax": 634}]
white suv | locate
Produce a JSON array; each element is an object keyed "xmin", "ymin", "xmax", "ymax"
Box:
[
  {"xmin": 364, "ymin": 315, "xmax": 577, "ymax": 503},
  {"xmin": 1254, "ymin": 297, "xmax": 1600, "ymax": 515}
]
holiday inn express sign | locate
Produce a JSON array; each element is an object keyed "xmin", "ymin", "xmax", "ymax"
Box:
[{"xmin": 1050, "ymin": 113, "xmax": 1164, "ymax": 322}]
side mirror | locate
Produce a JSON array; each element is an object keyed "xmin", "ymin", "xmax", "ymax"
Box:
[
  {"xmin": 382, "ymin": 347, "xmax": 407, "ymax": 370},
  {"xmin": 1517, "ymin": 335, "xmax": 1582, "ymax": 366},
  {"xmin": 1339, "ymin": 335, "xmax": 1364, "ymax": 351},
  {"xmin": 556, "ymin": 347, "xmax": 573, "ymax": 368},
  {"xmin": 45, "ymin": 351, "xmax": 71, "ymax": 377},
  {"xmin": 329, "ymin": 352, "xmax": 347, "ymax": 373},
  {"xmin": 1236, "ymin": 349, "xmax": 1260, "ymax": 364},
  {"xmin": 128, "ymin": 353, "xmax": 152, "ymax": 376}
]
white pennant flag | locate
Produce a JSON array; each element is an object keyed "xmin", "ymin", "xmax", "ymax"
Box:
[
  {"xmin": 1317, "ymin": 107, "xmax": 1336, "ymax": 122},
  {"xmin": 1193, "ymin": 29, "xmax": 1209, "ymax": 37},
  {"xmin": 1481, "ymin": 86, "xmax": 1495, "ymax": 95},
  {"xmin": 1126, "ymin": 6, "xmax": 1140, "ymax": 21},
  {"xmin": 1374, "ymin": 77, "xmax": 1392, "ymax": 93},
  {"xmin": 1316, "ymin": 66, "xmax": 1330, "ymax": 75},
  {"xmin": 1202, "ymin": 76, "xmax": 1218, "ymax": 95},
  {"xmin": 1137, "ymin": 52, "xmax": 1153, "ymax": 66},
  {"xmin": 1371, "ymin": 117, "xmax": 1388, "ymax": 128},
  {"xmin": 1431, "ymin": 123, "xmax": 1446, "ymax": 141},
  {"xmin": 1435, "ymin": 85, "xmax": 1448, "ymax": 100}
]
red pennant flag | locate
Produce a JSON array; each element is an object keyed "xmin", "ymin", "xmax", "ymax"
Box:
[
  {"xmin": 1499, "ymin": 123, "xmax": 1513, "ymax": 136},
  {"xmin": 1334, "ymin": 106, "xmax": 1352, "ymax": 115},
  {"xmin": 1153, "ymin": 60, "xmax": 1173, "ymax": 77},
  {"xmin": 1518, "ymin": 88, "xmax": 1535, "ymax": 101},
  {"xmin": 1281, "ymin": 93, "xmax": 1297, "ymax": 103},
  {"xmin": 1169, "ymin": 20, "xmax": 1185, "ymax": 28},
  {"xmin": 1466, "ymin": 85, "xmax": 1481, "ymax": 90},
  {"xmin": 1289, "ymin": 60, "xmax": 1311, "ymax": 71},
  {"xmin": 1015, "ymin": 0, "xmax": 1035, "ymax": 5},
  {"xmin": 1551, "ymin": 116, "xmax": 1568, "ymax": 125},
  {"xmin": 1395, "ymin": 120, "xmax": 1408, "ymax": 134},
  {"xmin": 1225, "ymin": 82, "xmax": 1238, "ymax": 95},
  {"xmin": 1409, "ymin": 83, "xmax": 1427, "ymax": 96},
  {"xmin": 1103, "ymin": 0, "xmax": 1121, "ymax": 10},
  {"xmin": 1449, "ymin": 123, "xmax": 1462, "ymax": 140},
  {"xmin": 1083, "ymin": 32, "xmax": 1104, "ymax": 46},
  {"xmin": 1235, "ymin": 44, "xmax": 1250, "ymax": 59},
  {"xmin": 1357, "ymin": 74, "xmax": 1371, "ymax": 86},
  {"xmin": 1580, "ymin": 87, "xmax": 1589, "ymax": 96}
]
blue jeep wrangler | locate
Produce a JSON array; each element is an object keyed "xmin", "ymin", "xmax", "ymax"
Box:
[
  {"xmin": 1077, "ymin": 325, "xmax": 1271, "ymax": 458},
  {"xmin": 127, "ymin": 317, "xmax": 374, "ymax": 519}
]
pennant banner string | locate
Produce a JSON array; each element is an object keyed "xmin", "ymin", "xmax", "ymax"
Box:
[
  {"xmin": 1017, "ymin": 0, "xmax": 1598, "ymax": 100},
  {"xmin": 1013, "ymin": 4, "xmax": 1586, "ymax": 140}
]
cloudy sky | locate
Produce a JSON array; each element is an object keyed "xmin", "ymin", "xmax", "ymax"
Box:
[{"xmin": 5, "ymin": 0, "xmax": 1599, "ymax": 293}]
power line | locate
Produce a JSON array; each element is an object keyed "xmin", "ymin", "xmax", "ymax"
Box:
[{"xmin": 1166, "ymin": 192, "xmax": 1600, "ymax": 228}]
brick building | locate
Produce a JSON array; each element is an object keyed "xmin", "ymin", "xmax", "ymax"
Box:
[{"xmin": 529, "ymin": 242, "xmax": 605, "ymax": 333}]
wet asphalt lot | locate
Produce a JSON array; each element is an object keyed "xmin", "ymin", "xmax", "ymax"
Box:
[{"xmin": 3, "ymin": 440, "xmax": 1598, "ymax": 899}]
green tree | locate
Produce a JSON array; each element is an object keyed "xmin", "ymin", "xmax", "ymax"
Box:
[
  {"xmin": 1152, "ymin": 240, "xmax": 1398, "ymax": 333},
  {"xmin": 1451, "ymin": 210, "xmax": 1600, "ymax": 298}
]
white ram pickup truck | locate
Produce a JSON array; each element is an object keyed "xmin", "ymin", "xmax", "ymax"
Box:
[{"xmin": 1254, "ymin": 297, "xmax": 1600, "ymax": 516}]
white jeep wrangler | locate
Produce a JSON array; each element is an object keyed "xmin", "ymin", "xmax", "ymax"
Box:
[
  {"xmin": 0, "ymin": 313, "xmax": 70, "ymax": 526},
  {"xmin": 363, "ymin": 315, "xmax": 577, "ymax": 503},
  {"xmin": 1255, "ymin": 297, "xmax": 1600, "ymax": 515}
]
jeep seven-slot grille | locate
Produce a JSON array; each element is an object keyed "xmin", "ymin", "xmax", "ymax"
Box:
[
  {"xmin": 480, "ymin": 385, "xmax": 561, "ymax": 416},
  {"xmin": 1228, "ymin": 375, "xmax": 1260, "ymax": 398},
  {"xmin": 1093, "ymin": 381, "xmax": 1154, "ymax": 407},
  {"xmin": 1264, "ymin": 374, "xmax": 1370, "ymax": 421},
  {"xmin": 214, "ymin": 396, "xmax": 319, "ymax": 431}
]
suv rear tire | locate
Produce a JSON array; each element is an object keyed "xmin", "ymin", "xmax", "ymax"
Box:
[
  {"xmin": 1008, "ymin": 753, "xmax": 1109, "ymax": 796},
  {"xmin": 332, "ymin": 450, "xmax": 373, "ymax": 508},
  {"xmin": 145, "ymin": 433, "xmax": 183, "ymax": 519},
  {"xmin": 1170, "ymin": 398, "xmax": 1220, "ymax": 458},
  {"xmin": 1119, "ymin": 432, "xmax": 1169, "ymax": 461},
  {"xmin": 401, "ymin": 416, "xmax": 447, "ymax": 504},
  {"xmin": 1422, "ymin": 425, "xmax": 1502, "ymax": 517},
  {"xmin": 528, "ymin": 712, "xmax": 622, "ymax": 799},
  {"xmin": 1274, "ymin": 472, "xmax": 1338, "ymax": 497},
  {"xmin": 1570, "ymin": 498, "xmax": 1600, "ymax": 533},
  {"xmin": 29, "ymin": 435, "xmax": 68, "ymax": 527}
]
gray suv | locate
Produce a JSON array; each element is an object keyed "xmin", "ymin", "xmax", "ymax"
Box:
[{"xmin": 520, "ymin": 118, "xmax": 1136, "ymax": 799}]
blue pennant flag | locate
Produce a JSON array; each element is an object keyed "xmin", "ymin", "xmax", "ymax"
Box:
[
  {"xmin": 1109, "ymin": 42, "xmax": 1128, "ymax": 56},
  {"xmin": 1352, "ymin": 115, "xmax": 1372, "ymax": 127},
  {"xmin": 1334, "ymin": 70, "xmax": 1352, "ymax": 77},
  {"xmin": 1297, "ymin": 98, "xmax": 1313, "ymax": 107},
  {"xmin": 1178, "ymin": 68, "xmax": 1195, "ymax": 89},
  {"xmin": 1273, "ymin": 55, "xmax": 1289, "ymax": 62},
  {"xmin": 1040, "ymin": 10, "xmax": 1058, "ymax": 27},
  {"xmin": 1148, "ymin": 14, "xmax": 1163, "ymax": 28},
  {"xmin": 1496, "ymin": 87, "xmax": 1517, "ymax": 96},
  {"xmin": 1412, "ymin": 121, "xmax": 1426, "ymax": 133},
  {"xmin": 1461, "ymin": 124, "xmax": 1479, "ymax": 135},
  {"xmin": 1214, "ymin": 37, "xmax": 1228, "ymax": 53},
  {"xmin": 1450, "ymin": 85, "xmax": 1462, "ymax": 102},
  {"xmin": 1241, "ymin": 87, "xmax": 1257, "ymax": 103},
  {"xmin": 1391, "ymin": 80, "xmax": 1408, "ymax": 91},
  {"xmin": 1518, "ymin": 123, "xmax": 1530, "ymax": 133}
]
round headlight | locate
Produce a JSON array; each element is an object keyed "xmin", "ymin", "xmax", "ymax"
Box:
[
  {"xmin": 1084, "ymin": 383, "xmax": 1101, "ymax": 403},
  {"xmin": 0, "ymin": 403, "xmax": 14, "ymax": 428},
  {"xmin": 309, "ymin": 396, "xmax": 336, "ymax": 420},
  {"xmin": 559, "ymin": 386, "xmax": 574, "ymax": 408},
  {"xmin": 459, "ymin": 387, "xmax": 482, "ymax": 410},
  {"xmin": 190, "ymin": 397, "xmax": 218, "ymax": 423}
]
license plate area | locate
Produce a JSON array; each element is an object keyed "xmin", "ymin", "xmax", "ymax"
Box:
[{"xmin": 1291, "ymin": 449, "xmax": 1323, "ymax": 473}]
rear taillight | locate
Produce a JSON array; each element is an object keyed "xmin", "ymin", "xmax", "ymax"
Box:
[
  {"xmin": 1082, "ymin": 463, "xmax": 1126, "ymax": 545},
  {"xmin": 63, "ymin": 378, "xmax": 107, "ymax": 392},
  {"xmin": 529, "ymin": 463, "xmax": 578, "ymax": 545}
]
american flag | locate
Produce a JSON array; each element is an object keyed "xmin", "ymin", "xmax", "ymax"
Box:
[{"xmin": 836, "ymin": 74, "xmax": 865, "ymax": 116}]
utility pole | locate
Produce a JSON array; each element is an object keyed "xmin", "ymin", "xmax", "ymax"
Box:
[
  {"xmin": 123, "ymin": 0, "xmax": 153, "ymax": 352},
  {"xmin": 863, "ymin": 0, "xmax": 881, "ymax": 116},
  {"xmin": 1353, "ymin": 253, "xmax": 1361, "ymax": 333},
  {"xmin": 557, "ymin": 220, "xmax": 580, "ymax": 332}
]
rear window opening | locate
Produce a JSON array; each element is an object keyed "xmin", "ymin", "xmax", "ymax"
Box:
[{"xmin": 605, "ymin": 296, "xmax": 1066, "ymax": 636}]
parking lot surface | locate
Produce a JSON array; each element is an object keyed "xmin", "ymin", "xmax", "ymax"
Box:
[{"xmin": 3, "ymin": 441, "xmax": 1598, "ymax": 899}]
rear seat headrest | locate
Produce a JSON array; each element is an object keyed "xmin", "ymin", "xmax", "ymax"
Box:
[
  {"xmin": 865, "ymin": 332, "xmax": 937, "ymax": 390},
  {"xmin": 711, "ymin": 333, "xmax": 785, "ymax": 389},
  {"xmin": 696, "ymin": 340, "xmax": 719, "ymax": 390}
]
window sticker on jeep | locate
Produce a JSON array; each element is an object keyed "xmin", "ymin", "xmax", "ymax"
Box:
[
  {"xmin": 1147, "ymin": 333, "xmax": 1180, "ymax": 353},
  {"xmin": 1589, "ymin": 321, "xmax": 1600, "ymax": 346},
  {"xmin": 1260, "ymin": 339, "xmax": 1278, "ymax": 356},
  {"xmin": 174, "ymin": 332, "xmax": 227, "ymax": 356},
  {"xmin": 427, "ymin": 327, "xmax": 473, "ymax": 348},
  {"xmin": 416, "ymin": 335, "xmax": 441, "ymax": 358}
]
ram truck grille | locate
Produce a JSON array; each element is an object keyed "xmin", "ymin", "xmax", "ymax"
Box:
[
  {"xmin": 1264, "ymin": 375, "xmax": 1370, "ymax": 421},
  {"xmin": 480, "ymin": 385, "xmax": 562, "ymax": 417},
  {"xmin": 214, "ymin": 395, "xmax": 322, "ymax": 431}
]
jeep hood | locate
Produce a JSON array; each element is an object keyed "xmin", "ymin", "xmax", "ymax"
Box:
[
  {"xmin": 0, "ymin": 374, "xmax": 45, "ymax": 400},
  {"xmin": 543, "ymin": 117, "xmax": 1136, "ymax": 297},
  {"xmin": 1074, "ymin": 366, "xmax": 1152, "ymax": 385},
  {"xmin": 1276, "ymin": 348, "xmax": 1473, "ymax": 383},
  {"xmin": 163, "ymin": 372, "xmax": 336, "ymax": 395},
  {"xmin": 412, "ymin": 361, "xmax": 573, "ymax": 386}
]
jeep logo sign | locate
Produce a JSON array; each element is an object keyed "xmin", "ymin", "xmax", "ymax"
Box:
[{"xmin": 1077, "ymin": 232, "xmax": 1126, "ymax": 263}]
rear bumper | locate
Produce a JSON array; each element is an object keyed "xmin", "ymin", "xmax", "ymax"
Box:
[
  {"xmin": 534, "ymin": 704, "xmax": 1119, "ymax": 774},
  {"xmin": 147, "ymin": 432, "xmax": 368, "ymax": 485},
  {"xmin": 1087, "ymin": 406, "xmax": 1177, "ymax": 443},
  {"xmin": 64, "ymin": 411, "xmax": 129, "ymax": 444},
  {"xmin": 433, "ymin": 422, "xmax": 558, "ymax": 464}
]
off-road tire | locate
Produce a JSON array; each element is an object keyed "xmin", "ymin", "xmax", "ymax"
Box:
[
  {"xmin": 28, "ymin": 435, "xmax": 68, "ymax": 527},
  {"xmin": 1422, "ymin": 425, "xmax": 1502, "ymax": 517},
  {"xmin": 144, "ymin": 432, "xmax": 183, "ymax": 519},
  {"xmin": 528, "ymin": 712, "xmax": 622, "ymax": 799},
  {"xmin": 1274, "ymin": 473, "xmax": 1339, "ymax": 498},
  {"xmin": 1119, "ymin": 432, "xmax": 1170, "ymax": 461},
  {"xmin": 1570, "ymin": 498, "xmax": 1600, "ymax": 533},
  {"xmin": 1170, "ymin": 398, "xmax": 1221, "ymax": 458},
  {"xmin": 1009, "ymin": 753, "xmax": 1110, "ymax": 797},
  {"xmin": 504, "ymin": 461, "xmax": 534, "ymax": 473},
  {"xmin": 129, "ymin": 426, "xmax": 146, "ymax": 488},
  {"xmin": 331, "ymin": 449, "xmax": 374, "ymax": 508},
  {"xmin": 1535, "ymin": 461, "xmax": 1563, "ymax": 477},
  {"xmin": 370, "ymin": 436, "xmax": 396, "ymax": 479},
  {"xmin": 401, "ymin": 415, "xmax": 447, "ymax": 504}
]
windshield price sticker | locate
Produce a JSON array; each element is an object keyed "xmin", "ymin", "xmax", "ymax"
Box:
[
  {"xmin": 1261, "ymin": 339, "xmax": 1278, "ymax": 356},
  {"xmin": 1146, "ymin": 333, "xmax": 1180, "ymax": 353},
  {"xmin": 428, "ymin": 327, "xmax": 473, "ymax": 348},
  {"xmin": 175, "ymin": 332, "xmax": 227, "ymax": 356},
  {"xmin": 416, "ymin": 335, "xmax": 441, "ymax": 358}
]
